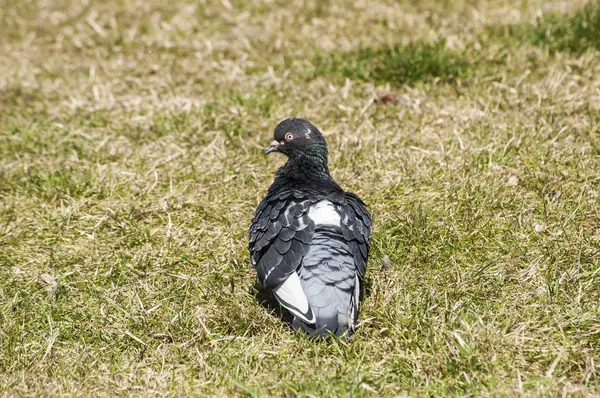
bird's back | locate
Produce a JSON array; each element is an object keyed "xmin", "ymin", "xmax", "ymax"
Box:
[
  {"xmin": 249, "ymin": 186, "xmax": 371, "ymax": 337},
  {"xmin": 295, "ymin": 200, "xmax": 360, "ymax": 336}
]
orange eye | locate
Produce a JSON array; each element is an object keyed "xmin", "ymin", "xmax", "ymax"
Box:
[{"xmin": 285, "ymin": 133, "xmax": 294, "ymax": 141}]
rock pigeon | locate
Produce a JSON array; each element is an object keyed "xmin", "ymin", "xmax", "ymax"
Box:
[{"xmin": 249, "ymin": 118, "xmax": 371, "ymax": 337}]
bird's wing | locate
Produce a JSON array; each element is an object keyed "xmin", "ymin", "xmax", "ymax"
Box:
[
  {"xmin": 335, "ymin": 192, "xmax": 371, "ymax": 279},
  {"xmin": 249, "ymin": 189, "xmax": 316, "ymax": 319},
  {"xmin": 272, "ymin": 271, "xmax": 314, "ymax": 324},
  {"xmin": 249, "ymin": 189, "xmax": 317, "ymax": 322}
]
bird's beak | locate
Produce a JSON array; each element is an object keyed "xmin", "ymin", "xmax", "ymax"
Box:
[{"xmin": 264, "ymin": 140, "xmax": 281, "ymax": 155}]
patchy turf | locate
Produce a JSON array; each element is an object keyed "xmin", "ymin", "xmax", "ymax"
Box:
[
  {"xmin": 310, "ymin": 41, "xmax": 471, "ymax": 86},
  {"xmin": 1, "ymin": 0, "xmax": 599, "ymax": 396},
  {"xmin": 488, "ymin": 0, "xmax": 600, "ymax": 54}
]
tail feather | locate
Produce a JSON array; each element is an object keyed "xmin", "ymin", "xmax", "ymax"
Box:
[{"xmin": 292, "ymin": 303, "xmax": 345, "ymax": 337}]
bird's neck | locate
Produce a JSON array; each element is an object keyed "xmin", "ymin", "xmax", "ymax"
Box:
[{"xmin": 275, "ymin": 153, "xmax": 336, "ymax": 187}]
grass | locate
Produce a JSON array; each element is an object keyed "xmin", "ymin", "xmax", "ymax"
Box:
[
  {"xmin": 1, "ymin": 0, "xmax": 600, "ymax": 396},
  {"xmin": 488, "ymin": 0, "xmax": 600, "ymax": 54},
  {"xmin": 310, "ymin": 41, "xmax": 471, "ymax": 86}
]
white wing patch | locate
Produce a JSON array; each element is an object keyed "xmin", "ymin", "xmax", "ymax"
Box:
[
  {"xmin": 351, "ymin": 275, "xmax": 360, "ymax": 330},
  {"xmin": 308, "ymin": 200, "xmax": 341, "ymax": 227},
  {"xmin": 274, "ymin": 273, "xmax": 315, "ymax": 324}
]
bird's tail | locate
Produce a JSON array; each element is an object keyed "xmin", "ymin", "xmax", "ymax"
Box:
[{"xmin": 291, "ymin": 284, "xmax": 357, "ymax": 338}]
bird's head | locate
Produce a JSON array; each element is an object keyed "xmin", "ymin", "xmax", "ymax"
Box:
[{"xmin": 264, "ymin": 118, "xmax": 328, "ymax": 161}]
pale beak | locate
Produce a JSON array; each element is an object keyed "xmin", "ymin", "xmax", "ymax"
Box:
[{"xmin": 264, "ymin": 140, "xmax": 281, "ymax": 155}]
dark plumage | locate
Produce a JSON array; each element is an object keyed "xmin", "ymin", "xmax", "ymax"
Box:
[{"xmin": 249, "ymin": 118, "xmax": 371, "ymax": 337}]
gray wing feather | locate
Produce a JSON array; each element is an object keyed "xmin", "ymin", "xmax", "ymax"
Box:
[
  {"xmin": 336, "ymin": 193, "xmax": 371, "ymax": 279},
  {"xmin": 249, "ymin": 191, "xmax": 315, "ymax": 288}
]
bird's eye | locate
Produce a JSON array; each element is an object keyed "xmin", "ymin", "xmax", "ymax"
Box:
[{"xmin": 284, "ymin": 133, "xmax": 294, "ymax": 141}]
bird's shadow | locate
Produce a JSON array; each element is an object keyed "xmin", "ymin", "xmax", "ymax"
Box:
[
  {"xmin": 249, "ymin": 280, "xmax": 294, "ymax": 324},
  {"xmin": 249, "ymin": 278, "xmax": 373, "ymax": 326}
]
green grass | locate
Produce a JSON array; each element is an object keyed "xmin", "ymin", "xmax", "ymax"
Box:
[
  {"xmin": 488, "ymin": 0, "xmax": 600, "ymax": 54},
  {"xmin": 1, "ymin": 0, "xmax": 600, "ymax": 396},
  {"xmin": 310, "ymin": 41, "xmax": 471, "ymax": 86}
]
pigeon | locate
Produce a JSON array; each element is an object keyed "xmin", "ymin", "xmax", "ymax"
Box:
[{"xmin": 249, "ymin": 118, "xmax": 371, "ymax": 337}]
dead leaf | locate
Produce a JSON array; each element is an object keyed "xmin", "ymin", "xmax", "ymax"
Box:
[{"xmin": 375, "ymin": 93, "xmax": 399, "ymax": 104}]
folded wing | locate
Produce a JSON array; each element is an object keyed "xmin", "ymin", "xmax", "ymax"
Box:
[{"xmin": 249, "ymin": 189, "xmax": 316, "ymax": 322}]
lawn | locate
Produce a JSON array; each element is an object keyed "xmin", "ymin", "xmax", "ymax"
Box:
[{"xmin": 1, "ymin": 0, "xmax": 599, "ymax": 396}]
